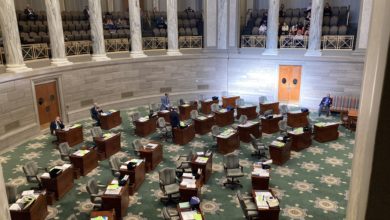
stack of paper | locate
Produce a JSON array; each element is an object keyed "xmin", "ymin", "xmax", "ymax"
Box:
[
  {"xmin": 127, "ymin": 159, "xmax": 143, "ymax": 166},
  {"xmin": 196, "ymin": 152, "xmax": 204, "ymax": 156},
  {"xmin": 238, "ymin": 121, "xmax": 254, "ymax": 128},
  {"xmin": 103, "ymin": 133, "xmax": 114, "ymax": 139},
  {"xmin": 91, "ymin": 216, "xmax": 108, "ymax": 220},
  {"xmin": 219, "ymin": 109, "xmax": 227, "ymax": 113},
  {"xmin": 21, "ymin": 190, "xmax": 35, "ymax": 196},
  {"xmin": 73, "ymin": 150, "xmax": 90, "ymax": 157},
  {"xmin": 252, "ymin": 168, "xmax": 269, "ymax": 177},
  {"xmin": 179, "ymin": 202, "xmax": 190, "ymax": 209},
  {"xmin": 289, "ymin": 127, "xmax": 304, "ymax": 135},
  {"xmin": 197, "ymin": 116, "xmax": 207, "ymax": 120},
  {"xmin": 254, "ymin": 191, "xmax": 279, "ymax": 209},
  {"xmin": 181, "ymin": 211, "xmax": 198, "ymax": 220},
  {"xmin": 40, "ymin": 172, "xmax": 50, "ymax": 179},
  {"xmin": 181, "ymin": 178, "xmax": 196, "ymax": 188},
  {"xmin": 105, "ymin": 186, "xmax": 122, "ymax": 195},
  {"xmin": 70, "ymin": 124, "xmax": 81, "ymax": 129},
  {"xmin": 195, "ymin": 157, "xmax": 208, "ymax": 164},
  {"xmin": 146, "ymin": 143, "xmax": 158, "ymax": 149},
  {"xmin": 315, "ymin": 122, "xmax": 326, "ymax": 127},
  {"xmin": 109, "ymin": 110, "xmax": 117, "ymax": 113},
  {"xmin": 182, "ymin": 173, "xmax": 194, "ymax": 178},
  {"xmin": 62, "ymin": 163, "xmax": 72, "ymax": 170},
  {"xmin": 160, "ymin": 110, "xmax": 169, "ymax": 113},
  {"xmin": 100, "ymin": 113, "xmax": 108, "ymax": 116},
  {"xmin": 271, "ymin": 141, "xmax": 285, "ymax": 147},
  {"xmin": 218, "ymin": 129, "xmax": 235, "ymax": 138},
  {"xmin": 138, "ymin": 117, "xmax": 148, "ymax": 122}
]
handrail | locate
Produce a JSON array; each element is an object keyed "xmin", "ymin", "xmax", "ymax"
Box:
[
  {"xmin": 142, "ymin": 37, "xmax": 167, "ymax": 50},
  {"xmin": 178, "ymin": 36, "xmax": 203, "ymax": 49},
  {"xmin": 322, "ymin": 35, "xmax": 354, "ymax": 50},
  {"xmin": 279, "ymin": 35, "xmax": 308, "ymax": 49},
  {"xmin": 65, "ymin": 40, "xmax": 92, "ymax": 56},
  {"xmin": 21, "ymin": 43, "xmax": 49, "ymax": 61},
  {"xmin": 240, "ymin": 35, "xmax": 266, "ymax": 48},
  {"xmin": 105, "ymin": 38, "xmax": 130, "ymax": 52}
]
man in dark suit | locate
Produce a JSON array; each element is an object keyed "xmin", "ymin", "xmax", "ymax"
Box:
[
  {"xmin": 169, "ymin": 108, "xmax": 180, "ymax": 129},
  {"xmin": 83, "ymin": 6, "xmax": 90, "ymax": 20},
  {"xmin": 91, "ymin": 103, "xmax": 103, "ymax": 126},
  {"xmin": 50, "ymin": 116, "xmax": 64, "ymax": 135},
  {"xmin": 319, "ymin": 94, "xmax": 332, "ymax": 117},
  {"xmin": 24, "ymin": 4, "xmax": 37, "ymax": 21}
]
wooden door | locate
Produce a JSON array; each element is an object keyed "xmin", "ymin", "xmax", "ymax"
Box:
[
  {"xmin": 35, "ymin": 81, "xmax": 60, "ymax": 129},
  {"xmin": 278, "ymin": 65, "xmax": 302, "ymax": 103}
]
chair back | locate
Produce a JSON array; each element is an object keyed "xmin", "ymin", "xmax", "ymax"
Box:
[
  {"xmin": 86, "ymin": 178, "xmax": 99, "ymax": 195},
  {"xmin": 109, "ymin": 156, "xmax": 122, "ymax": 172},
  {"xmin": 249, "ymin": 133, "xmax": 258, "ymax": 147},
  {"xmin": 58, "ymin": 142, "xmax": 71, "ymax": 156},
  {"xmin": 224, "ymin": 153, "xmax": 239, "ymax": 169},
  {"xmin": 278, "ymin": 120, "xmax": 287, "ymax": 131},
  {"xmin": 159, "ymin": 168, "xmax": 176, "ymax": 185},
  {"xmin": 238, "ymin": 115, "xmax": 248, "ymax": 124},
  {"xmin": 259, "ymin": 96, "xmax": 267, "ymax": 104},
  {"xmin": 236, "ymin": 98, "xmax": 245, "ymax": 107},
  {"xmin": 237, "ymin": 190, "xmax": 250, "ymax": 218},
  {"xmin": 23, "ymin": 161, "xmax": 38, "ymax": 177},
  {"xmin": 211, "ymin": 125, "xmax": 220, "ymax": 136},
  {"xmin": 131, "ymin": 112, "xmax": 140, "ymax": 122},
  {"xmin": 132, "ymin": 139, "xmax": 143, "ymax": 152},
  {"xmin": 162, "ymin": 207, "xmax": 172, "ymax": 220},
  {"xmin": 5, "ymin": 184, "xmax": 18, "ymax": 204},
  {"xmin": 91, "ymin": 127, "xmax": 103, "ymax": 138},
  {"xmin": 280, "ymin": 104, "xmax": 289, "ymax": 115},
  {"xmin": 186, "ymin": 150, "xmax": 194, "ymax": 161},
  {"xmin": 264, "ymin": 109, "xmax": 273, "ymax": 116},
  {"xmin": 190, "ymin": 110, "xmax": 198, "ymax": 119},
  {"xmin": 211, "ymin": 103, "xmax": 219, "ymax": 112},
  {"xmin": 157, "ymin": 117, "xmax": 166, "ymax": 127}
]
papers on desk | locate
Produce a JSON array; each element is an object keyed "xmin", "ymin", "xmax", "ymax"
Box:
[
  {"xmin": 138, "ymin": 117, "xmax": 148, "ymax": 122},
  {"xmin": 219, "ymin": 109, "xmax": 227, "ymax": 113},
  {"xmin": 160, "ymin": 110, "xmax": 170, "ymax": 113},
  {"xmin": 196, "ymin": 151, "xmax": 204, "ymax": 156},
  {"xmin": 254, "ymin": 191, "xmax": 279, "ymax": 209},
  {"xmin": 73, "ymin": 150, "xmax": 90, "ymax": 157},
  {"xmin": 125, "ymin": 159, "xmax": 143, "ymax": 166},
  {"xmin": 182, "ymin": 104, "xmax": 190, "ymax": 107},
  {"xmin": 103, "ymin": 133, "xmax": 114, "ymax": 139},
  {"xmin": 10, "ymin": 194, "xmax": 38, "ymax": 210},
  {"xmin": 238, "ymin": 121, "xmax": 254, "ymax": 128},
  {"xmin": 109, "ymin": 109, "xmax": 117, "ymax": 113},
  {"xmin": 9, "ymin": 203, "xmax": 22, "ymax": 211},
  {"xmin": 40, "ymin": 172, "xmax": 50, "ymax": 179},
  {"xmin": 21, "ymin": 190, "xmax": 35, "ymax": 196},
  {"xmin": 70, "ymin": 124, "xmax": 81, "ymax": 129},
  {"xmin": 197, "ymin": 116, "xmax": 207, "ymax": 120},
  {"xmin": 91, "ymin": 216, "xmax": 108, "ymax": 220},
  {"xmin": 182, "ymin": 172, "xmax": 194, "ymax": 178},
  {"xmin": 252, "ymin": 168, "xmax": 269, "ymax": 177},
  {"xmin": 180, "ymin": 178, "xmax": 196, "ymax": 188},
  {"xmin": 179, "ymin": 201, "xmax": 190, "ymax": 209},
  {"xmin": 100, "ymin": 112, "xmax": 110, "ymax": 116},
  {"xmin": 195, "ymin": 156, "xmax": 208, "ymax": 164},
  {"xmin": 315, "ymin": 122, "xmax": 338, "ymax": 127},
  {"xmin": 145, "ymin": 143, "xmax": 158, "ymax": 149},
  {"xmin": 217, "ymin": 129, "xmax": 235, "ymax": 138},
  {"xmin": 271, "ymin": 141, "xmax": 285, "ymax": 147},
  {"xmin": 289, "ymin": 127, "xmax": 304, "ymax": 135},
  {"xmin": 105, "ymin": 186, "xmax": 122, "ymax": 195},
  {"xmin": 181, "ymin": 210, "xmax": 200, "ymax": 220}
]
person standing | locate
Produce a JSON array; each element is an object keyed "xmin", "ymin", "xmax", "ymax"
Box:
[
  {"xmin": 318, "ymin": 94, "xmax": 332, "ymax": 117},
  {"xmin": 160, "ymin": 93, "xmax": 171, "ymax": 110}
]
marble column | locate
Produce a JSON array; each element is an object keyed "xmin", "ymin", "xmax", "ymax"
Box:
[
  {"xmin": 0, "ymin": 165, "xmax": 11, "ymax": 220},
  {"xmin": 107, "ymin": 0, "xmax": 114, "ymax": 12},
  {"xmin": 88, "ymin": 0, "xmax": 111, "ymax": 61},
  {"xmin": 263, "ymin": 0, "xmax": 279, "ymax": 55},
  {"xmin": 129, "ymin": 0, "xmax": 146, "ymax": 58},
  {"xmin": 356, "ymin": 0, "xmax": 373, "ymax": 50},
  {"xmin": 204, "ymin": 0, "xmax": 217, "ymax": 48},
  {"xmin": 44, "ymin": 0, "xmax": 72, "ymax": 66},
  {"xmin": 305, "ymin": 0, "xmax": 324, "ymax": 56},
  {"xmin": 153, "ymin": 0, "xmax": 159, "ymax": 11},
  {"xmin": 228, "ymin": 0, "xmax": 239, "ymax": 49},
  {"xmin": 0, "ymin": 0, "xmax": 31, "ymax": 73},
  {"xmin": 166, "ymin": 0, "xmax": 181, "ymax": 56},
  {"xmin": 217, "ymin": 0, "xmax": 228, "ymax": 49}
]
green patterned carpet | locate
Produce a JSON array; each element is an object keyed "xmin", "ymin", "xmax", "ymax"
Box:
[{"xmin": 0, "ymin": 106, "xmax": 354, "ymax": 220}]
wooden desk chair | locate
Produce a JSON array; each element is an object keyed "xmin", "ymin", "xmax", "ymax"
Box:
[
  {"xmin": 237, "ymin": 190, "xmax": 259, "ymax": 220},
  {"xmin": 86, "ymin": 178, "xmax": 105, "ymax": 210},
  {"xmin": 223, "ymin": 153, "xmax": 244, "ymax": 189},
  {"xmin": 22, "ymin": 161, "xmax": 47, "ymax": 190},
  {"xmin": 232, "ymin": 115, "xmax": 248, "ymax": 130},
  {"xmin": 162, "ymin": 207, "xmax": 179, "ymax": 220},
  {"xmin": 249, "ymin": 134, "xmax": 268, "ymax": 160},
  {"xmin": 159, "ymin": 168, "xmax": 180, "ymax": 204}
]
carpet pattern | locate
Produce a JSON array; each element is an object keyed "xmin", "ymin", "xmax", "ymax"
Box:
[{"xmin": 0, "ymin": 106, "xmax": 354, "ymax": 220}]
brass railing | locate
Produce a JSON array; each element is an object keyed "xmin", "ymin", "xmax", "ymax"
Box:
[
  {"xmin": 240, "ymin": 35, "xmax": 266, "ymax": 48},
  {"xmin": 279, "ymin": 35, "xmax": 308, "ymax": 49},
  {"xmin": 105, "ymin": 38, "xmax": 130, "ymax": 52},
  {"xmin": 21, "ymin": 43, "xmax": 49, "ymax": 61},
  {"xmin": 65, "ymin": 40, "xmax": 92, "ymax": 56},
  {"xmin": 142, "ymin": 37, "xmax": 167, "ymax": 50},
  {"xmin": 322, "ymin": 35, "xmax": 354, "ymax": 50},
  {"xmin": 178, "ymin": 36, "xmax": 203, "ymax": 48}
]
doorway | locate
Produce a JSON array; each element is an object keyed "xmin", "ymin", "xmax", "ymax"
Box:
[
  {"xmin": 278, "ymin": 65, "xmax": 302, "ymax": 104},
  {"xmin": 35, "ymin": 81, "xmax": 61, "ymax": 129}
]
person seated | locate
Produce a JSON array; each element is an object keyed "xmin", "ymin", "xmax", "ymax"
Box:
[
  {"xmin": 50, "ymin": 116, "xmax": 65, "ymax": 135},
  {"xmin": 83, "ymin": 6, "xmax": 90, "ymax": 20},
  {"xmin": 279, "ymin": 4, "xmax": 285, "ymax": 17},
  {"xmin": 324, "ymin": 2, "xmax": 332, "ymax": 16},
  {"xmin": 290, "ymin": 25, "xmax": 298, "ymax": 35},
  {"xmin": 281, "ymin": 22, "xmax": 289, "ymax": 35},
  {"xmin": 261, "ymin": 12, "xmax": 268, "ymax": 24},
  {"xmin": 160, "ymin": 93, "xmax": 171, "ymax": 110},
  {"xmin": 24, "ymin": 5, "xmax": 37, "ymax": 21},
  {"xmin": 106, "ymin": 19, "xmax": 116, "ymax": 33},
  {"xmin": 318, "ymin": 94, "xmax": 332, "ymax": 117},
  {"xmin": 91, "ymin": 103, "xmax": 103, "ymax": 126},
  {"xmin": 185, "ymin": 7, "xmax": 194, "ymax": 13},
  {"xmin": 169, "ymin": 108, "xmax": 180, "ymax": 129},
  {"xmin": 258, "ymin": 23, "xmax": 267, "ymax": 35},
  {"xmin": 156, "ymin": 16, "xmax": 167, "ymax": 29}
]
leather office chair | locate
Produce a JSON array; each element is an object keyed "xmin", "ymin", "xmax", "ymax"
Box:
[
  {"xmin": 58, "ymin": 142, "xmax": 73, "ymax": 162},
  {"xmin": 91, "ymin": 126, "xmax": 103, "ymax": 138},
  {"xmin": 232, "ymin": 115, "xmax": 248, "ymax": 130},
  {"xmin": 278, "ymin": 119, "xmax": 288, "ymax": 136},
  {"xmin": 22, "ymin": 161, "xmax": 47, "ymax": 189},
  {"xmin": 161, "ymin": 207, "xmax": 180, "ymax": 220},
  {"xmin": 157, "ymin": 117, "xmax": 172, "ymax": 141},
  {"xmin": 132, "ymin": 139, "xmax": 142, "ymax": 156},
  {"xmin": 5, "ymin": 183, "xmax": 19, "ymax": 204},
  {"xmin": 249, "ymin": 134, "xmax": 268, "ymax": 161},
  {"xmin": 86, "ymin": 178, "xmax": 105, "ymax": 210},
  {"xmin": 280, "ymin": 104, "xmax": 289, "ymax": 117},
  {"xmin": 108, "ymin": 156, "xmax": 123, "ymax": 178},
  {"xmin": 190, "ymin": 110, "xmax": 198, "ymax": 120},
  {"xmin": 211, "ymin": 103, "xmax": 219, "ymax": 112},
  {"xmin": 263, "ymin": 109, "xmax": 273, "ymax": 116},
  {"xmin": 175, "ymin": 150, "xmax": 193, "ymax": 175},
  {"xmin": 159, "ymin": 168, "xmax": 180, "ymax": 204},
  {"xmin": 237, "ymin": 190, "xmax": 260, "ymax": 220},
  {"xmin": 223, "ymin": 153, "xmax": 244, "ymax": 189},
  {"xmin": 259, "ymin": 96, "xmax": 267, "ymax": 104}
]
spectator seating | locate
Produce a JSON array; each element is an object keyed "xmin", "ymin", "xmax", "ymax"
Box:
[{"xmin": 330, "ymin": 96, "xmax": 359, "ymax": 113}]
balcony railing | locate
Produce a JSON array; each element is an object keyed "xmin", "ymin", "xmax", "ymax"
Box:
[
  {"xmin": 105, "ymin": 38, "xmax": 130, "ymax": 52},
  {"xmin": 178, "ymin": 36, "xmax": 203, "ymax": 49},
  {"xmin": 322, "ymin": 35, "xmax": 354, "ymax": 50},
  {"xmin": 21, "ymin": 43, "xmax": 49, "ymax": 61},
  {"xmin": 142, "ymin": 37, "xmax": 167, "ymax": 50},
  {"xmin": 65, "ymin": 40, "xmax": 92, "ymax": 56},
  {"xmin": 279, "ymin": 35, "xmax": 308, "ymax": 49},
  {"xmin": 240, "ymin": 35, "xmax": 266, "ymax": 48}
]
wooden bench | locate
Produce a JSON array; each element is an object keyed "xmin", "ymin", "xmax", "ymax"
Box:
[{"xmin": 330, "ymin": 96, "xmax": 360, "ymax": 113}]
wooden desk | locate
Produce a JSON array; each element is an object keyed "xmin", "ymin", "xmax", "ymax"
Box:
[
  {"xmin": 237, "ymin": 105, "xmax": 258, "ymax": 120},
  {"xmin": 158, "ymin": 110, "xmax": 171, "ymax": 123},
  {"xmin": 259, "ymin": 102, "xmax": 280, "ymax": 115},
  {"xmin": 173, "ymin": 124, "xmax": 195, "ymax": 145},
  {"xmin": 56, "ymin": 125, "xmax": 83, "ymax": 147},
  {"xmin": 214, "ymin": 110, "xmax": 234, "ymax": 127},
  {"xmin": 313, "ymin": 123, "xmax": 339, "ymax": 142},
  {"xmin": 179, "ymin": 102, "xmax": 198, "ymax": 120},
  {"xmin": 287, "ymin": 111, "xmax": 309, "ymax": 128},
  {"xmin": 237, "ymin": 122, "xmax": 261, "ymax": 143},
  {"xmin": 41, "ymin": 166, "xmax": 74, "ymax": 200},
  {"xmin": 93, "ymin": 133, "xmax": 121, "ymax": 159},
  {"xmin": 119, "ymin": 160, "xmax": 145, "ymax": 195},
  {"xmin": 100, "ymin": 110, "xmax": 122, "ymax": 130},
  {"xmin": 90, "ymin": 210, "xmax": 116, "ymax": 220},
  {"xmin": 251, "ymin": 169, "xmax": 270, "ymax": 190},
  {"xmin": 217, "ymin": 131, "xmax": 240, "ymax": 154},
  {"xmin": 194, "ymin": 116, "xmax": 215, "ymax": 135},
  {"xmin": 69, "ymin": 149, "xmax": 98, "ymax": 176},
  {"xmin": 179, "ymin": 175, "xmax": 203, "ymax": 202},
  {"xmin": 201, "ymin": 99, "xmax": 218, "ymax": 114},
  {"xmin": 269, "ymin": 141, "xmax": 291, "ymax": 165},
  {"xmin": 102, "ymin": 183, "xmax": 129, "ymax": 219},
  {"xmin": 138, "ymin": 142, "xmax": 163, "ymax": 172},
  {"xmin": 177, "ymin": 205, "xmax": 205, "ymax": 220},
  {"xmin": 261, "ymin": 115, "xmax": 283, "ymax": 134},
  {"xmin": 134, "ymin": 116, "xmax": 158, "ymax": 137},
  {"xmin": 252, "ymin": 190, "xmax": 280, "ymax": 220},
  {"xmin": 288, "ymin": 130, "xmax": 312, "ymax": 151},
  {"xmin": 10, "ymin": 194, "xmax": 48, "ymax": 220},
  {"xmin": 191, "ymin": 154, "xmax": 213, "ymax": 184},
  {"xmin": 222, "ymin": 96, "xmax": 240, "ymax": 108}
]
